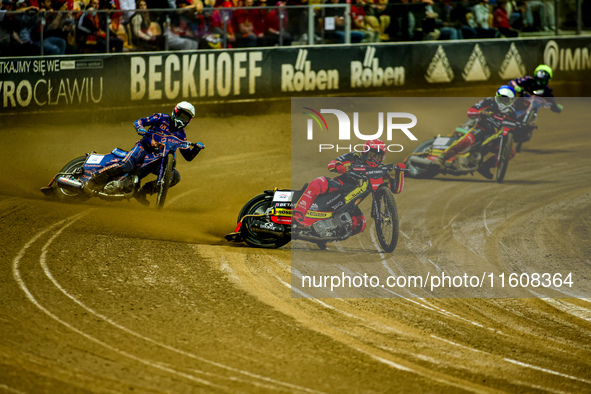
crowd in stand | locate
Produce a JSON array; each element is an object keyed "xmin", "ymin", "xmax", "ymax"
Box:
[{"xmin": 0, "ymin": 0, "xmax": 561, "ymax": 56}]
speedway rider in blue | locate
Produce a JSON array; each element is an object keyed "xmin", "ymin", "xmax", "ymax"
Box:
[{"xmin": 86, "ymin": 101, "xmax": 204, "ymax": 205}]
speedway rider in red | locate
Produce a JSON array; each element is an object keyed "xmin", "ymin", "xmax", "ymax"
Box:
[
  {"xmin": 433, "ymin": 85, "xmax": 518, "ymax": 179},
  {"xmin": 86, "ymin": 101, "xmax": 205, "ymax": 205},
  {"xmin": 293, "ymin": 139, "xmax": 386, "ymax": 232},
  {"xmin": 509, "ymin": 64, "xmax": 563, "ymax": 113}
]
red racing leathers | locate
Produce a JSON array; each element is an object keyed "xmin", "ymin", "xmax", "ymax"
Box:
[{"xmin": 293, "ymin": 152, "xmax": 366, "ymax": 233}]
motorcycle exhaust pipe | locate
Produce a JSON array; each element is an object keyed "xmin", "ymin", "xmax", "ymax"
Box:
[
  {"xmin": 250, "ymin": 220, "xmax": 287, "ymax": 237},
  {"xmin": 57, "ymin": 176, "xmax": 83, "ymax": 189},
  {"xmin": 408, "ymin": 156, "xmax": 435, "ymax": 166}
]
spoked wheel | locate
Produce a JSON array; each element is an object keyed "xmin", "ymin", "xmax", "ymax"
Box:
[
  {"xmin": 496, "ymin": 133, "xmax": 514, "ymax": 184},
  {"xmin": 406, "ymin": 139, "xmax": 439, "ymax": 179},
  {"xmin": 238, "ymin": 194, "xmax": 290, "ymax": 249},
  {"xmin": 156, "ymin": 153, "xmax": 174, "ymax": 209},
  {"xmin": 53, "ymin": 156, "xmax": 90, "ymax": 202},
  {"xmin": 374, "ymin": 186, "xmax": 399, "ymax": 253}
]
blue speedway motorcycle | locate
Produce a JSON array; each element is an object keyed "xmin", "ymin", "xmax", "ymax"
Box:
[{"xmin": 41, "ymin": 133, "xmax": 200, "ymax": 209}]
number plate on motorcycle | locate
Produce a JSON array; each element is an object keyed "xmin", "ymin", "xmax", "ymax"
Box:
[
  {"xmin": 433, "ymin": 137, "xmax": 451, "ymax": 149},
  {"xmin": 86, "ymin": 154, "xmax": 105, "ymax": 164},
  {"xmin": 273, "ymin": 191, "xmax": 293, "ymax": 202}
]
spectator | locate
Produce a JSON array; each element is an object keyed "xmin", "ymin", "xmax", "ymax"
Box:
[
  {"xmin": 470, "ymin": 0, "xmax": 498, "ymax": 38},
  {"xmin": 449, "ymin": 0, "xmax": 477, "ymax": 39},
  {"xmin": 130, "ymin": 0, "xmax": 163, "ymax": 49},
  {"xmin": 12, "ymin": 0, "xmax": 67, "ymax": 55},
  {"xmin": 493, "ymin": 0, "xmax": 519, "ymax": 36},
  {"xmin": 77, "ymin": 0, "xmax": 124, "ymax": 52},
  {"xmin": 322, "ymin": 0, "xmax": 364, "ymax": 43},
  {"xmin": 350, "ymin": 0, "xmax": 379, "ymax": 42},
  {"xmin": 522, "ymin": 0, "xmax": 548, "ymax": 31},
  {"xmin": 232, "ymin": 0, "xmax": 262, "ymax": 47},
  {"xmin": 263, "ymin": 0, "xmax": 291, "ymax": 45},
  {"xmin": 0, "ymin": 0, "xmax": 15, "ymax": 55},
  {"xmin": 387, "ymin": 0, "xmax": 421, "ymax": 41},
  {"xmin": 420, "ymin": 0, "xmax": 459, "ymax": 40},
  {"xmin": 209, "ymin": 0, "xmax": 236, "ymax": 47},
  {"xmin": 372, "ymin": 0, "xmax": 391, "ymax": 41}
]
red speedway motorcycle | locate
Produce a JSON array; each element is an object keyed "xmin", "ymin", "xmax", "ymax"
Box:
[{"xmin": 225, "ymin": 163, "xmax": 406, "ymax": 252}]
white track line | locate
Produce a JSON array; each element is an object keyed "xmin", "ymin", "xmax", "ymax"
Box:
[
  {"xmin": 12, "ymin": 213, "xmax": 225, "ymax": 390},
  {"xmin": 17, "ymin": 213, "xmax": 319, "ymax": 393}
]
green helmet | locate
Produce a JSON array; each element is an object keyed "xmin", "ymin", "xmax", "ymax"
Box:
[{"xmin": 534, "ymin": 64, "xmax": 553, "ymax": 86}]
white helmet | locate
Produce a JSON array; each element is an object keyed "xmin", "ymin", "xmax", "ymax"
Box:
[
  {"xmin": 494, "ymin": 85, "xmax": 516, "ymax": 112},
  {"xmin": 171, "ymin": 101, "xmax": 195, "ymax": 129}
]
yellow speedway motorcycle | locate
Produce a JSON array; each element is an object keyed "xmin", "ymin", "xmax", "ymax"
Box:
[
  {"xmin": 225, "ymin": 163, "xmax": 406, "ymax": 252},
  {"xmin": 404, "ymin": 118, "xmax": 514, "ymax": 183}
]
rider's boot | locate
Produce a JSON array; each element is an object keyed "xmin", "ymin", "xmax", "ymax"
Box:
[
  {"xmin": 433, "ymin": 133, "xmax": 476, "ymax": 170},
  {"xmin": 134, "ymin": 180, "xmax": 157, "ymax": 206},
  {"xmin": 477, "ymin": 156, "xmax": 496, "ymax": 180}
]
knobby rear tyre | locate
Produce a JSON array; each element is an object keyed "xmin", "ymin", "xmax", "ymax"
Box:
[
  {"xmin": 238, "ymin": 194, "xmax": 290, "ymax": 249},
  {"xmin": 53, "ymin": 156, "xmax": 90, "ymax": 202}
]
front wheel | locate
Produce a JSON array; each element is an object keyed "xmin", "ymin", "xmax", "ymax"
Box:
[
  {"xmin": 238, "ymin": 194, "xmax": 290, "ymax": 249},
  {"xmin": 156, "ymin": 153, "xmax": 174, "ymax": 209},
  {"xmin": 53, "ymin": 156, "xmax": 90, "ymax": 202},
  {"xmin": 374, "ymin": 186, "xmax": 399, "ymax": 253},
  {"xmin": 496, "ymin": 133, "xmax": 514, "ymax": 184}
]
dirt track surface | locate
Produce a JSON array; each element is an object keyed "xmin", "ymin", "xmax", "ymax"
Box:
[{"xmin": 2, "ymin": 97, "xmax": 591, "ymax": 393}]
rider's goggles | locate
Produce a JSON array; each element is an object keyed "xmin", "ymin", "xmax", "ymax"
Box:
[
  {"xmin": 495, "ymin": 95, "xmax": 513, "ymax": 105},
  {"xmin": 177, "ymin": 111, "xmax": 193, "ymax": 125},
  {"xmin": 366, "ymin": 150, "xmax": 383, "ymax": 163},
  {"xmin": 535, "ymin": 70, "xmax": 550, "ymax": 85}
]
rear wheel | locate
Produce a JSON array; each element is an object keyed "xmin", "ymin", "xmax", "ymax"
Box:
[
  {"xmin": 238, "ymin": 194, "xmax": 290, "ymax": 249},
  {"xmin": 53, "ymin": 156, "xmax": 90, "ymax": 202},
  {"xmin": 496, "ymin": 133, "xmax": 514, "ymax": 184},
  {"xmin": 406, "ymin": 139, "xmax": 439, "ymax": 179},
  {"xmin": 374, "ymin": 186, "xmax": 399, "ymax": 253},
  {"xmin": 156, "ymin": 153, "xmax": 174, "ymax": 209}
]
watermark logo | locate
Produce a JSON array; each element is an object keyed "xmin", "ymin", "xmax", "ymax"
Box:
[{"xmin": 304, "ymin": 107, "xmax": 418, "ymax": 152}]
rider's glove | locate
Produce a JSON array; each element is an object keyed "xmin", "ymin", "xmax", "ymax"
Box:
[
  {"xmin": 335, "ymin": 163, "xmax": 347, "ymax": 174},
  {"xmin": 513, "ymin": 85, "xmax": 523, "ymax": 93},
  {"xmin": 193, "ymin": 142, "xmax": 205, "ymax": 151},
  {"xmin": 137, "ymin": 127, "xmax": 148, "ymax": 137},
  {"xmin": 551, "ymin": 103, "xmax": 563, "ymax": 113},
  {"xmin": 480, "ymin": 110, "xmax": 494, "ymax": 117}
]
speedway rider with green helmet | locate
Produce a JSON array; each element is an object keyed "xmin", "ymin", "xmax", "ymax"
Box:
[{"xmin": 509, "ymin": 64, "xmax": 563, "ymax": 113}]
